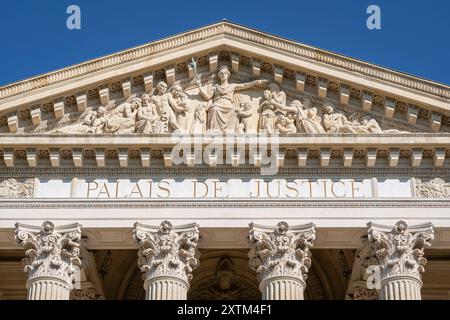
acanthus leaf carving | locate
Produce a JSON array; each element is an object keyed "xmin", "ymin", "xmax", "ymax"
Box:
[
  {"xmin": 133, "ymin": 220, "xmax": 199, "ymax": 284},
  {"xmin": 368, "ymin": 220, "xmax": 434, "ymax": 279},
  {"xmin": 14, "ymin": 221, "xmax": 82, "ymax": 287},
  {"xmin": 248, "ymin": 221, "xmax": 316, "ymax": 282}
]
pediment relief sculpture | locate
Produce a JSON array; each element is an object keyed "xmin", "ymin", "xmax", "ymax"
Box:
[
  {"xmin": 195, "ymin": 66, "xmax": 268, "ymax": 134},
  {"xmin": 44, "ymin": 66, "xmax": 412, "ymax": 136},
  {"xmin": 0, "ymin": 22, "xmax": 448, "ymax": 137}
]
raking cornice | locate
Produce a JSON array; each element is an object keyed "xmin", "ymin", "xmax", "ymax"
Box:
[{"xmin": 0, "ymin": 21, "xmax": 449, "ymax": 102}]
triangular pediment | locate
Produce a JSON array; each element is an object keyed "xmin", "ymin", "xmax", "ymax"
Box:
[{"xmin": 0, "ymin": 21, "xmax": 449, "ymax": 137}]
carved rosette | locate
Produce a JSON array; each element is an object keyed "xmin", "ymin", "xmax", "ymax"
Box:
[
  {"xmin": 14, "ymin": 221, "xmax": 82, "ymax": 300},
  {"xmin": 368, "ymin": 220, "xmax": 434, "ymax": 300},
  {"xmin": 248, "ymin": 222, "xmax": 316, "ymax": 300},
  {"xmin": 133, "ymin": 221, "xmax": 199, "ymax": 300}
]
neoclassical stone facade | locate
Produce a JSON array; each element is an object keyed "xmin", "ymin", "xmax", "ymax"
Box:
[{"xmin": 0, "ymin": 21, "xmax": 449, "ymax": 300}]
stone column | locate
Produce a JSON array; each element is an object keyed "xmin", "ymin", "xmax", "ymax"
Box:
[
  {"xmin": 15, "ymin": 221, "xmax": 82, "ymax": 300},
  {"xmin": 368, "ymin": 220, "xmax": 434, "ymax": 300},
  {"xmin": 248, "ymin": 221, "xmax": 316, "ymax": 300},
  {"xmin": 133, "ymin": 220, "xmax": 199, "ymax": 300}
]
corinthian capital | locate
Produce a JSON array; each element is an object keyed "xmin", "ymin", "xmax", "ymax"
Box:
[
  {"xmin": 367, "ymin": 220, "xmax": 434, "ymax": 279},
  {"xmin": 248, "ymin": 222, "xmax": 316, "ymax": 280},
  {"xmin": 133, "ymin": 221, "xmax": 200, "ymax": 283},
  {"xmin": 14, "ymin": 221, "xmax": 82, "ymax": 286}
]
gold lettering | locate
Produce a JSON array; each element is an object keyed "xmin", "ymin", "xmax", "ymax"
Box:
[
  {"xmin": 285, "ymin": 181, "xmax": 299, "ymax": 198},
  {"xmin": 86, "ymin": 181, "xmax": 98, "ymax": 198},
  {"xmin": 250, "ymin": 180, "xmax": 262, "ymax": 198},
  {"xmin": 129, "ymin": 182, "xmax": 144, "ymax": 198},
  {"xmin": 331, "ymin": 181, "xmax": 346, "ymax": 198},
  {"xmin": 193, "ymin": 181, "xmax": 208, "ymax": 198},
  {"xmin": 97, "ymin": 183, "xmax": 111, "ymax": 198},
  {"xmin": 157, "ymin": 181, "xmax": 171, "ymax": 198}
]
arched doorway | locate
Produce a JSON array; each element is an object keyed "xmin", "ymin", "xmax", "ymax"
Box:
[{"xmin": 122, "ymin": 249, "xmax": 349, "ymax": 300}]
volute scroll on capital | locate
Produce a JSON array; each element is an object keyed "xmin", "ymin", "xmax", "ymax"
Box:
[
  {"xmin": 133, "ymin": 221, "xmax": 200, "ymax": 283},
  {"xmin": 367, "ymin": 220, "xmax": 434, "ymax": 279},
  {"xmin": 248, "ymin": 221, "xmax": 316, "ymax": 280},
  {"xmin": 14, "ymin": 221, "xmax": 82, "ymax": 286}
]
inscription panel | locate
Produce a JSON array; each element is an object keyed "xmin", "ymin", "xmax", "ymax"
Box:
[{"xmin": 21, "ymin": 177, "xmax": 417, "ymax": 200}]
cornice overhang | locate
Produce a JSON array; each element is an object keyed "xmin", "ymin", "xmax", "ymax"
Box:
[
  {"xmin": 0, "ymin": 21, "xmax": 449, "ymax": 115},
  {"xmin": 0, "ymin": 134, "xmax": 448, "ymax": 169},
  {"xmin": 0, "ymin": 133, "xmax": 449, "ymax": 147}
]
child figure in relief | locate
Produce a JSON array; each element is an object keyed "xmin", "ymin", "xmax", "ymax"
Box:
[
  {"xmin": 285, "ymin": 112, "xmax": 297, "ymax": 133},
  {"xmin": 258, "ymin": 90, "xmax": 277, "ymax": 133},
  {"xmin": 275, "ymin": 114, "xmax": 290, "ymax": 134},
  {"xmin": 191, "ymin": 104, "xmax": 206, "ymax": 134},
  {"xmin": 237, "ymin": 103, "xmax": 253, "ymax": 133}
]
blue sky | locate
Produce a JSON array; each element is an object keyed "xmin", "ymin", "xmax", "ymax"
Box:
[{"xmin": 0, "ymin": 0, "xmax": 449, "ymax": 86}]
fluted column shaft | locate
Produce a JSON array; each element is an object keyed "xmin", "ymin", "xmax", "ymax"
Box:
[
  {"xmin": 27, "ymin": 277, "xmax": 71, "ymax": 300},
  {"xmin": 379, "ymin": 276, "xmax": 422, "ymax": 300},
  {"xmin": 15, "ymin": 221, "xmax": 82, "ymax": 300},
  {"xmin": 249, "ymin": 222, "xmax": 316, "ymax": 300},
  {"xmin": 261, "ymin": 276, "xmax": 305, "ymax": 300},
  {"xmin": 368, "ymin": 220, "xmax": 434, "ymax": 301},
  {"xmin": 133, "ymin": 221, "xmax": 199, "ymax": 300},
  {"xmin": 145, "ymin": 276, "xmax": 189, "ymax": 300}
]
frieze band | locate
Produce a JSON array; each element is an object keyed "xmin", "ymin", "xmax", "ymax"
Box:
[{"xmin": 1, "ymin": 176, "xmax": 449, "ymax": 200}]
